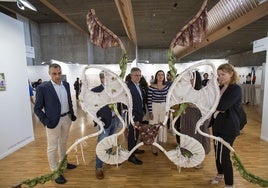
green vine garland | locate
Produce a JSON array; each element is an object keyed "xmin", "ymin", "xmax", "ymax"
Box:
[
  {"xmin": 232, "ymin": 152, "xmax": 268, "ymax": 187},
  {"xmin": 14, "ymin": 155, "xmax": 67, "ymax": 188},
  {"xmin": 119, "ymin": 50, "xmax": 128, "ymax": 79}
]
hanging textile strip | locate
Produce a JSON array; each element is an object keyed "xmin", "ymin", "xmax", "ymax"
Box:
[
  {"xmin": 170, "ymin": 0, "xmax": 208, "ymax": 47},
  {"xmin": 87, "ymin": 9, "xmax": 125, "ymax": 50},
  {"xmin": 87, "ymin": 9, "xmax": 127, "ymax": 78}
]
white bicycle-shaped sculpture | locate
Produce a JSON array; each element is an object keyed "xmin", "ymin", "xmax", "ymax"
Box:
[{"xmin": 79, "ymin": 60, "xmax": 221, "ymax": 168}]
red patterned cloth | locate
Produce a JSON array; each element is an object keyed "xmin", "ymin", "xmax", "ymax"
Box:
[
  {"xmin": 87, "ymin": 9, "xmax": 122, "ymax": 49},
  {"xmin": 171, "ymin": 0, "xmax": 208, "ymax": 47},
  {"xmin": 135, "ymin": 122, "xmax": 162, "ymax": 145}
]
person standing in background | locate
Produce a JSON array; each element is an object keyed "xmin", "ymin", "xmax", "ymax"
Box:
[
  {"xmin": 79, "ymin": 79, "xmax": 82, "ymax": 93},
  {"xmin": 252, "ymin": 73, "xmax": 256, "ymax": 85},
  {"xmin": 166, "ymin": 71, "xmax": 174, "ymax": 86},
  {"xmin": 74, "ymin": 77, "xmax": 80, "ymax": 100},
  {"xmin": 32, "ymin": 78, "xmax": 42, "ymax": 90},
  {"xmin": 245, "ymin": 73, "xmax": 251, "ymax": 84},
  {"xmin": 150, "ymin": 75, "xmax": 154, "ymax": 85},
  {"xmin": 210, "ymin": 63, "xmax": 241, "ymax": 188},
  {"xmin": 34, "ymin": 63, "xmax": 77, "ymax": 185},
  {"xmin": 202, "ymin": 73, "xmax": 209, "ymax": 86},
  {"xmin": 28, "ymin": 80, "xmax": 35, "ymax": 104}
]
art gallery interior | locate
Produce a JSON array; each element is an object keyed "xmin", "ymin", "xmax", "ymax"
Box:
[{"xmin": 0, "ymin": 0, "xmax": 268, "ymax": 187}]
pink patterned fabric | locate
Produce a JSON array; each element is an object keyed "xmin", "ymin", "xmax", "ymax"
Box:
[
  {"xmin": 171, "ymin": 0, "xmax": 208, "ymax": 47},
  {"xmin": 87, "ymin": 9, "xmax": 122, "ymax": 49},
  {"xmin": 135, "ymin": 122, "xmax": 162, "ymax": 145}
]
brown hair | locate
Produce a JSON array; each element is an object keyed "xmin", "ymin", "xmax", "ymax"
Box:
[
  {"xmin": 217, "ymin": 63, "xmax": 239, "ymax": 84},
  {"xmin": 154, "ymin": 70, "xmax": 166, "ymax": 85}
]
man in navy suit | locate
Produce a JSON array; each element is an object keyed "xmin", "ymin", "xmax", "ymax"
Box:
[
  {"xmin": 34, "ymin": 63, "xmax": 77, "ymax": 184},
  {"xmin": 127, "ymin": 67, "xmax": 145, "ymax": 165},
  {"xmin": 91, "ymin": 72, "xmax": 116, "ymax": 179}
]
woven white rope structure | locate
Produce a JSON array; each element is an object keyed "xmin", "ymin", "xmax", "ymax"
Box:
[
  {"xmin": 77, "ymin": 65, "xmax": 134, "ymax": 164},
  {"xmin": 80, "ymin": 65, "xmax": 134, "ymax": 127},
  {"xmin": 67, "ymin": 62, "xmax": 235, "ymax": 168},
  {"xmin": 161, "ymin": 60, "xmax": 222, "ymax": 168},
  {"xmin": 96, "ymin": 134, "xmax": 129, "ymax": 164},
  {"xmin": 166, "ymin": 135, "xmax": 205, "ymax": 168}
]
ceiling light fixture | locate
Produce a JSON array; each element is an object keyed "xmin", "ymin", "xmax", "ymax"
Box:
[
  {"xmin": 16, "ymin": 0, "xmax": 24, "ymax": 10},
  {"xmin": 16, "ymin": 0, "xmax": 37, "ymax": 11}
]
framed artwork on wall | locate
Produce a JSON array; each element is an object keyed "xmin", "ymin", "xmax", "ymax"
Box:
[{"xmin": 0, "ymin": 73, "xmax": 6, "ymax": 91}]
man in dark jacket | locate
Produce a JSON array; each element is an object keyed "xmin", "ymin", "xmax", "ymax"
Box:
[
  {"xmin": 127, "ymin": 67, "xmax": 145, "ymax": 165},
  {"xmin": 34, "ymin": 63, "xmax": 77, "ymax": 184}
]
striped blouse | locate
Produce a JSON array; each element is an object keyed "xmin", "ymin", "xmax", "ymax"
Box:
[{"xmin": 147, "ymin": 85, "xmax": 170, "ymax": 112}]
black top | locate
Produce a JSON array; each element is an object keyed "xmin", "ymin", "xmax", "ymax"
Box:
[{"xmin": 212, "ymin": 84, "xmax": 242, "ymax": 137}]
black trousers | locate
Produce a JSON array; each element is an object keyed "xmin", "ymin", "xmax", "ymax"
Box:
[
  {"xmin": 75, "ymin": 90, "xmax": 79, "ymax": 100},
  {"xmin": 213, "ymin": 134, "xmax": 236, "ymax": 186},
  {"xmin": 128, "ymin": 123, "xmax": 139, "ymax": 158}
]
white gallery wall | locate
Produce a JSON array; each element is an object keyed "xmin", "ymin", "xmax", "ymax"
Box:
[
  {"xmin": 27, "ymin": 61, "xmax": 133, "ymax": 96},
  {"xmin": 27, "ymin": 58, "xmax": 264, "ymax": 93},
  {"xmin": 138, "ymin": 59, "xmax": 228, "ymax": 83},
  {"xmin": 0, "ymin": 13, "xmax": 34, "ymax": 159},
  {"xmin": 28, "ymin": 59, "xmax": 226, "ymax": 94}
]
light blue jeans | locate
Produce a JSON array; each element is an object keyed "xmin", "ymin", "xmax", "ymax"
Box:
[{"xmin": 95, "ymin": 116, "xmax": 119, "ymax": 168}]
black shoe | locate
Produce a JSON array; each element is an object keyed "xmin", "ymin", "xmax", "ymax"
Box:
[
  {"xmin": 128, "ymin": 156, "xmax": 143, "ymax": 165},
  {"xmin": 55, "ymin": 175, "xmax": 66, "ymax": 184},
  {"xmin": 67, "ymin": 163, "xmax": 77, "ymax": 169},
  {"xmin": 134, "ymin": 149, "xmax": 145, "ymax": 154}
]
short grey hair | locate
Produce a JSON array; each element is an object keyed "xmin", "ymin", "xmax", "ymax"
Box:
[
  {"xmin": 130, "ymin": 67, "xmax": 141, "ymax": 73},
  {"xmin": 49, "ymin": 63, "xmax": 61, "ymax": 69}
]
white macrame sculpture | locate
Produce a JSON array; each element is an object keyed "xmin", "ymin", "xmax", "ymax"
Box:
[
  {"xmin": 79, "ymin": 65, "xmax": 138, "ymax": 165},
  {"xmin": 160, "ymin": 60, "xmax": 221, "ymax": 168},
  {"xmin": 74, "ymin": 61, "xmax": 222, "ymax": 168}
]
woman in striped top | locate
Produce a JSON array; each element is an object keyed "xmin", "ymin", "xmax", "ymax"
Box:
[{"xmin": 147, "ymin": 70, "xmax": 170, "ymax": 155}]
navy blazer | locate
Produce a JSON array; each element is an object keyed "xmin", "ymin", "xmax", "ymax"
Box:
[
  {"xmin": 91, "ymin": 84, "xmax": 113, "ymax": 128},
  {"xmin": 127, "ymin": 81, "xmax": 144, "ymax": 122},
  {"xmin": 212, "ymin": 84, "xmax": 242, "ymax": 137},
  {"xmin": 34, "ymin": 81, "xmax": 75, "ymax": 129}
]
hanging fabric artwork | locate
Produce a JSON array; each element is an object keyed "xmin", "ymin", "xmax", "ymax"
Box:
[
  {"xmin": 87, "ymin": 9, "xmax": 127, "ymax": 78},
  {"xmin": 170, "ymin": 0, "xmax": 208, "ymax": 48}
]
